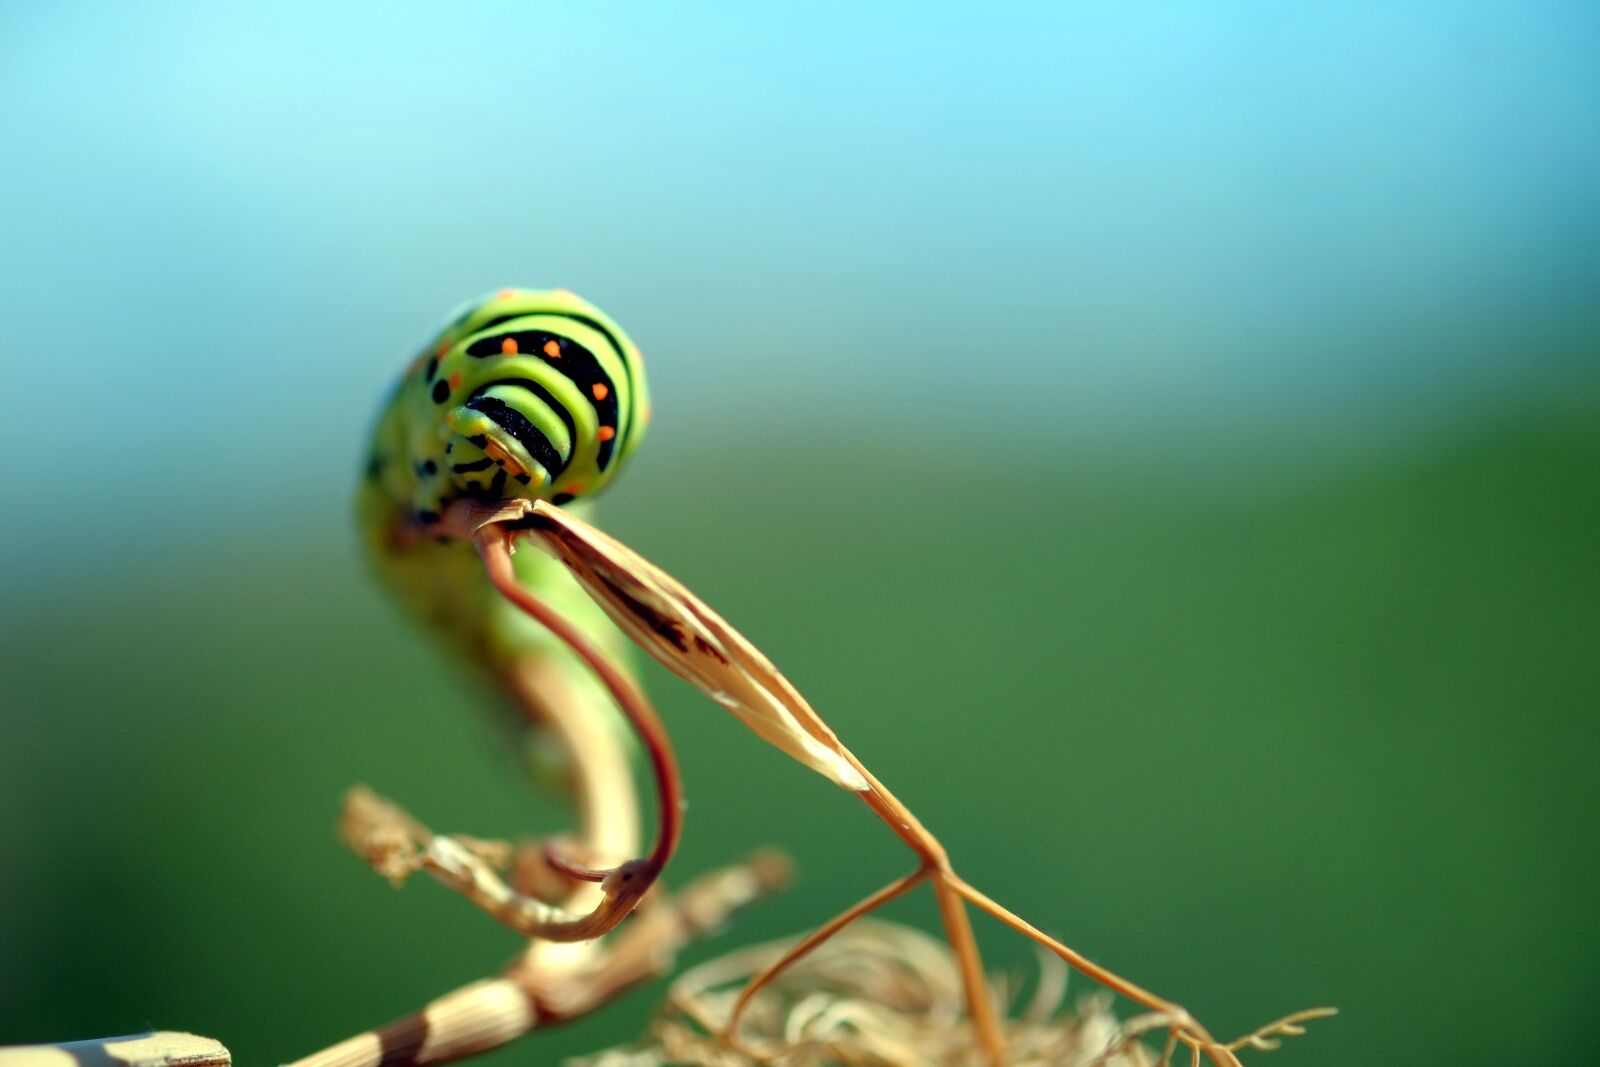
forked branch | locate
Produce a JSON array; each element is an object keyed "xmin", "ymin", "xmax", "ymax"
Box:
[{"xmin": 288, "ymin": 849, "xmax": 791, "ymax": 1067}]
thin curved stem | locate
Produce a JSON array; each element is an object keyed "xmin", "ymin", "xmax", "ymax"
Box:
[
  {"xmin": 500, "ymin": 655, "xmax": 640, "ymax": 905},
  {"xmin": 474, "ymin": 525, "xmax": 683, "ymax": 937},
  {"xmin": 722, "ymin": 867, "xmax": 930, "ymax": 1043}
]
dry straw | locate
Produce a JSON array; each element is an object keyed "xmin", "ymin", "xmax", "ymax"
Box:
[{"xmin": 577, "ymin": 920, "xmax": 1333, "ymax": 1067}]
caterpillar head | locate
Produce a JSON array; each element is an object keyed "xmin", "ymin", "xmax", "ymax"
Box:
[{"xmin": 404, "ymin": 288, "xmax": 649, "ymax": 513}]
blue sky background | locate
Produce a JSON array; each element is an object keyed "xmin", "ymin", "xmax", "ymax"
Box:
[{"xmin": 2, "ymin": 2, "xmax": 1597, "ymax": 554}]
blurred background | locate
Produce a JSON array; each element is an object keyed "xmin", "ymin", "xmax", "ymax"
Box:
[{"xmin": 1, "ymin": 3, "xmax": 1596, "ymax": 1065}]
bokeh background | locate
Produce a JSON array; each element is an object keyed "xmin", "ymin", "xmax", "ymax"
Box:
[{"xmin": 2, "ymin": 3, "xmax": 1596, "ymax": 1065}]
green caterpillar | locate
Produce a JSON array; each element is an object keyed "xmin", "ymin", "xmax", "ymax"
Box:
[
  {"xmin": 357, "ymin": 287, "xmax": 649, "ymax": 667},
  {"xmin": 366, "ymin": 286, "xmax": 648, "ymax": 511},
  {"xmin": 354, "ymin": 287, "xmax": 657, "ymax": 873}
]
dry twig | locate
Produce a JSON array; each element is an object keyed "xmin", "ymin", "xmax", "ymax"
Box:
[{"xmin": 0, "ymin": 1033, "xmax": 229, "ymax": 1067}]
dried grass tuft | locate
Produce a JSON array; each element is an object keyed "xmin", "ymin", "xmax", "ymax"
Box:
[{"xmin": 573, "ymin": 920, "xmax": 1165, "ymax": 1067}]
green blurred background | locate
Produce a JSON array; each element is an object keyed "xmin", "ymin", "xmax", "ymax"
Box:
[{"xmin": 2, "ymin": 4, "xmax": 1597, "ymax": 1066}]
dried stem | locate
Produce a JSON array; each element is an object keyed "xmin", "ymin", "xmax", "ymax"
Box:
[
  {"xmin": 0, "ymin": 1033, "xmax": 230, "ymax": 1067},
  {"xmin": 500, "ymin": 498, "xmax": 1328, "ymax": 1067},
  {"xmin": 471, "ymin": 519, "xmax": 683, "ymax": 933},
  {"xmin": 288, "ymin": 851, "xmax": 790, "ymax": 1067},
  {"xmin": 311, "ymin": 496, "xmax": 1330, "ymax": 1067}
]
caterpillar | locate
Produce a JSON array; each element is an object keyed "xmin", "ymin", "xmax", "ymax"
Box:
[
  {"xmin": 357, "ymin": 286, "xmax": 649, "ymax": 669},
  {"xmin": 361, "ymin": 286, "xmax": 647, "ymax": 517},
  {"xmin": 353, "ymin": 286, "xmax": 663, "ymax": 953}
]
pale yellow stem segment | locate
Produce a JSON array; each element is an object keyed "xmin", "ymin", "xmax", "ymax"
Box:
[{"xmin": 0, "ymin": 1034, "xmax": 229, "ymax": 1067}]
